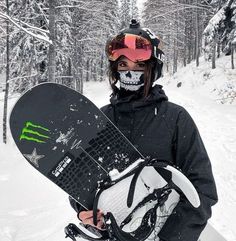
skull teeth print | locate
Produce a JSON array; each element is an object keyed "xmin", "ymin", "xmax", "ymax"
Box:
[
  {"xmin": 120, "ymin": 82, "xmax": 144, "ymax": 91},
  {"xmin": 118, "ymin": 71, "xmax": 144, "ymax": 91}
]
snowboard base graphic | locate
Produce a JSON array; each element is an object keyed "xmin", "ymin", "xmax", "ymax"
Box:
[{"xmin": 10, "ymin": 83, "xmax": 143, "ymax": 210}]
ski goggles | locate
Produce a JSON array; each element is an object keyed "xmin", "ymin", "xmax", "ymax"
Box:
[{"xmin": 106, "ymin": 34, "xmax": 152, "ymax": 62}]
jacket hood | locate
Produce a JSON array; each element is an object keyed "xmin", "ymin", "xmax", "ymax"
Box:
[{"xmin": 110, "ymin": 84, "xmax": 168, "ymax": 111}]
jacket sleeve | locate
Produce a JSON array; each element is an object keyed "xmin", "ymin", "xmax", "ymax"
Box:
[{"xmin": 158, "ymin": 107, "xmax": 218, "ymax": 241}]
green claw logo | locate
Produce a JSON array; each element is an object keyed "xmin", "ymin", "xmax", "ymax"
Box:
[{"xmin": 20, "ymin": 121, "xmax": 50, "ymax": 143}]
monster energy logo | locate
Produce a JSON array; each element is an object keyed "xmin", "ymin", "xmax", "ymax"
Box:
[{"xmin": 20, "ymin": 121, "xmax": 50, "ymax": 143}]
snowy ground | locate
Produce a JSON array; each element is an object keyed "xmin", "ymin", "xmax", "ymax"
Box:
[{"xmin": 0, "ymin": 55, "xmax": 236, "ymax": 241}]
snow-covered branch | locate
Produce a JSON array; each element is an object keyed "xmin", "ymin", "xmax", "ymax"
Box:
[
  {"xmin": 148, "ymin": 5, "xmax": 212, "ymax": 22},
  {"xmin": 0, "ymin": 11, "xmax": 51, "ymax": 44},
  {"xmin": 35, "ymin": 2, "xmax": 49, "ymax": 27},
  {"xmin": 203, "ymin": 7, "xmax": 225, "ymax": 43},
  {"xmin": 55, "ymin": 5, "xmax": 104, "ymax": 12}
]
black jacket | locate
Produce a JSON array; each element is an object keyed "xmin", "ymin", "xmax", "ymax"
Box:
[{"xmin": 99, "ymin": 85, "xmax": 218, "ymax": 241}]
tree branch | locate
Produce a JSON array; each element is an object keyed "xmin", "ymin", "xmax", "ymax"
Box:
[{"xmin": 0, "ymin": 11, "xmax": 51, "ymax": 44}]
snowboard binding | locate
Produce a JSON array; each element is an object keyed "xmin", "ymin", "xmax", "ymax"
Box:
[{"xmin": 65, "ymin": 159, "xmax": 200, "ymax": 241}]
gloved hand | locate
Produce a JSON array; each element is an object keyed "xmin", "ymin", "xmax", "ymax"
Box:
[{"xmin": 78, "ymin": 210, "xmax": 105, "ymax": 230}]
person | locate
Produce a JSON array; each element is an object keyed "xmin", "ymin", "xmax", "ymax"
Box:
[{"xmin": 69, "ymin": 19, "xmax": 218, "ymax": 241}]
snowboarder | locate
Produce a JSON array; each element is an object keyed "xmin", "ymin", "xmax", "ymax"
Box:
[{"xmin": 69, "ymin": 19, "xmax": 218, "ymax": 241}]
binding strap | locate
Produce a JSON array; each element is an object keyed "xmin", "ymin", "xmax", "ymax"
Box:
[
  {"xmin": 93, "ymin": 158, "xmax": 150, "ymax": 225},
  {"xmin": 126, "ymin": 159, "xmax": 149, "ymax": 207},
  {"xmin": 120, "ymin": 184, "xmax": 171, "ymax": 228},
  {"xmin": 91, "ymin": 159, "xmax": 175, "ymax": 241},
  {"xmin": 65, "ymin": 223, "xmax": 109, "ymax": 241},
  {"xmin": 67, "ymin": 159, "xmax": 200, "ymax": 241}
]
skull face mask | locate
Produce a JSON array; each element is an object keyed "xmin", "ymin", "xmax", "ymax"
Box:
[{"xmin": 118, "ymin": 71, "xmax": 144, "ymax": 91}]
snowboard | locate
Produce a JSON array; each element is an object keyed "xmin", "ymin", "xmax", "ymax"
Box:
[{"xmin": 9, "ymin": 82, "xmax": 144, "ymax": 210}]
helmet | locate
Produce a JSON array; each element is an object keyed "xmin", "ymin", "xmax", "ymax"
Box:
[{"xmin": 106, "ymin": 19, "xmax": 164, "ymax": 81}]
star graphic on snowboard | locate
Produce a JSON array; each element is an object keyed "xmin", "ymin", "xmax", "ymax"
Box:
[{"xmin": 23, "ymin": 148, "xmax": 45, "ymax": 168}]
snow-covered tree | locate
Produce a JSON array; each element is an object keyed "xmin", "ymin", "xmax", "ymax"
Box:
[
  {"xmin": 0, "ymin": 0, "xmax": 122, "ymax": 93},
  {"xmin": 2, "ymin": 0, "xmax": 50, "ymax": 92},
  {"xmin": 203, "ymin": 0, "xmax": 236, "ymax": 68}
]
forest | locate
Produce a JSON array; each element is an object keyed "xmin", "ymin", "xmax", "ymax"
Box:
[{"xmin": 0, "ymin": 0, "xmax": 235, "ymax": 143}]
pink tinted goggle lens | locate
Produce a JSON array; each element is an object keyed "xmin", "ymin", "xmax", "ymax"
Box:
[{"xmin": 107, "ymin": 34, "xmax": 152, "ymax": 62}]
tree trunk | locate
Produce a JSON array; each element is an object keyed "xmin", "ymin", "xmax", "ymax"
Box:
[
  {"xmin": 231, "ymin": 44, "xmax": 235, "ymax": 69},
  {"xmin": 183, "ymin": 23, "xmax": 187, "ymax": 67},
  {"xmin": 187, "ymin": 23, "xmax": 192, "ymax": 64},
  {"xmin": 3, "ymin": 0, "xmax": 10, "ymax": 144},
  {"xmin": 166, "ymin": 34, "xmax": 170, "ymax": 72},
  {"xmin": 80, "ymin": 72, "xmax": 83, "ymax": 94},
  {"xmin": 212, "ymin": 40, "xmax": 216, "ymax": 69},
  {"xmin": 70, "ymin": 4, "xmax": 83, "ymax": 93},
  {"xmin": 86, "ymin": 59, "xmax": 89, "ymax": 82},
  {"xmin": 48, "ymin": 0, "xmax": 56, "ymax": 82},
  {"xmin": 173, "ymin": 11, "xmax": 178, "ymax": 74},
  {"xmin": 93, "ymin": 62, "xmax": 97, "ymax": 81},
  {"xmin": 187, "ymin": 43, "xmax": 191, "ymax": 64},
  {"xmin": 78, "ymin": 43, "xmax": 84, "ymax": 93},
  {"xmin": 195, "ymin": 0, "xmax": 200, "ymax": 67},
  {"xmin": 217, "ymin": 42, "xmax": 221, "ymax": 58},
  {"xmin": 173, "ymin": 36, "xmax": 178, "ymax": 74},
  {"xmin": 100, "ymin": 53, "xmax": 104, "ymax": 82},
  {"xmin": 67, "ymin": 58, "xmax": 72, "ymax": 87}
]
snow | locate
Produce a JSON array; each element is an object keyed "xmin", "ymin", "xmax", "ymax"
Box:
[
  {"xmin": 109, "ymin": 158, "xmax": 144, "ymax": 181},
  {"xmin": 0, "ymin": 54, "xmax": 236, "ymax": 240}
]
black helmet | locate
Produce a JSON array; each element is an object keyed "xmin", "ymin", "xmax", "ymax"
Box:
[
  {"xmin": 106, "ymin": 19, "xmax": 164, "ymax": 81},
  {"xmin": 121, "ymin": 20, "xmax": 164, "ymax": 60}
]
